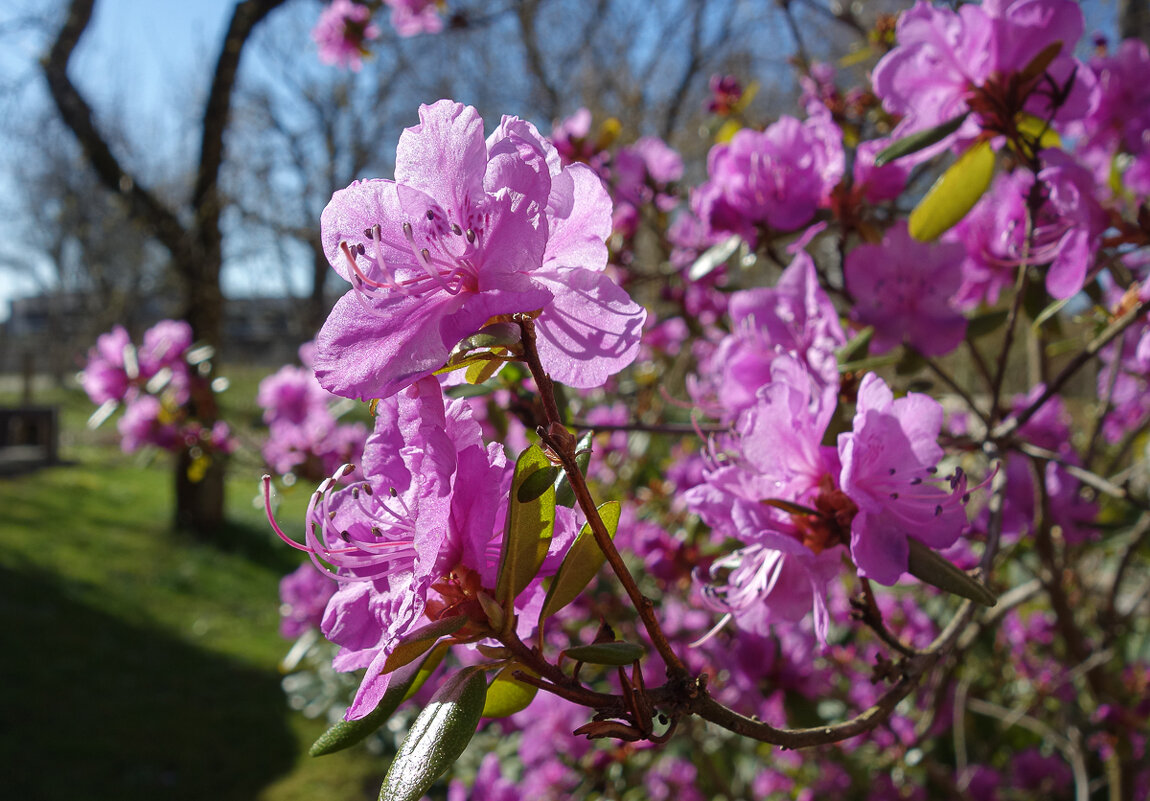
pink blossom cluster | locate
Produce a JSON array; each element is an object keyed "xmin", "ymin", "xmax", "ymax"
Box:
[
  {"xmin": 81, "ymin": 320, "xmax": 235, "ymax": 457},
  {"xmin": 257, "ymin": 342, "xmax": 367, "ymax": 481}
]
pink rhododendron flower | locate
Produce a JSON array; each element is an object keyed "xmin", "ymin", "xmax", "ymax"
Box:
[
  {"xmin": 839, "ymin": 373, "xmax": 973, "ymax": 585},
  {"xmin": 312, "ymin": 0, "xmax": 380, "ymax": 71},
  {"xmin": 266, "ymin": 376, "xmax": 574, "ymax": 720},
  {"xmin": 384, "ymin": 0, "xmax": 443, "ymax": 37},
  {"xmin": 845, "ymin": 221, "xmax": 967, "ymax": 356},
  {"xmin": 873, "ymin": 0, "xmax": 1096, "ymax": 162},
  {"xmin": 80, "ymin": 325, "xmax": 134, "ymax": 404},
  {"xmin": 696, "ymin": 113, "xmax": 844, "ymax": 239},
  {"xmin": 314, "ymin": 100, "xmax": 646, "ymax": 400},
  {"xmin": 688, "ymin": 358, "xmax": 976, "ymax": 637},
  {"xmin": 117, "ymin": 395, "xmax": 181, "ymax": 453},
  {"xmin": 691, "ymin": 251, "xmax": 845, "ymax": 420},
  {"xmin": 1069, "ymin": 39, "xmax": 1150, "ymax": 202},
  {"xmin": 947, "ymin": 156, "xmax": 1108, "ymax": 306}
]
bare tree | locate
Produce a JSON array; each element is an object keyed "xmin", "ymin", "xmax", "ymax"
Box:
[{"xmin": 41, "ymin": 0, "xmax": 288, "ymax": 534}]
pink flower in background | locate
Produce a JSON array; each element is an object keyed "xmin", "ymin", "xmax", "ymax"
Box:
[
  {"xmin": 312, "ymin": 0, "xmax": 380, "ymax": 71},
  {"xmin": 81, "ymin": 325, "xmax": 134, "ymax": 404},
  {"xmin": 691, "ymin": 251, "xmax": 844, "ymax": 420},
  {"xmin": 697, "ymin": 113, "xmax": 843, "ymax": 238},
  {"xmin": 872, "ymin": 0, "xmax": 1096, "ymax": 162},
  {"xmin": 845, "ymin": 221, "xmax": 967, "ymax": 356},
  {"xmin": 117, "ymin": 395, "xmax": 180, "ymax": 453},
  {"xmin": 279, "ymin": 563, "xmax": 337, "ymax": 639},
  {"xmin": 947, "ymin": 156, "xmax": 1107, "ymax": 305},
  {"xmin": 384, "ymin": 0, "xmax": 443, "ymax": 37},
  {"xmin": 315, "ymin": 100, "xmax": 645, "ymax": 400},
  {"xmin": 706, "ymin": 74, "xmax": 744, "ymax": 115}
]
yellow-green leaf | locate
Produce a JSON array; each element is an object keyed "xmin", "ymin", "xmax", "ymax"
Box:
[
  {"xmin": 538, "ymin": 501, "xmax": 620, "ymax": 623},
  {"xmin": 380, "ymin": 615, "xmax": 467, "ymax": 675},
  {"xmin": 378, "ymin": 667, "xmax": 488, "ymax": 801},
  {"xmin": 494, "ymin": 445, "xmax": 556, "ymax": 610},
  {"xmin": 908, "ymin": 141, "xmax": 995, "ymax": 242},
  {"xmin": 906, "ymin": 538, "xmax": 997, "ymax": 606},
  {"xmin": 310, "ymin": 645, "xmax": 441, "ymax": 757},
  {"xmin": 481, "ymin": 665, "xmax": 538, "ymax": 718}
]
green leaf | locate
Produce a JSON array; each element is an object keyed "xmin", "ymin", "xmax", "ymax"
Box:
[
  {"xmin": 835, "ymin": 326, "xmax": 873, "ymax": 365},
  {"xmin": 495, "ymin": 445, "xmax": 556, "ymax": 609},
  {"xmin": 402, "ymin": 642, "xmax": 450, "ymax": 702},
  {"xmin": 554, "ymin": 432, "xmax": 593, "ymax": 508},
  {"xmin": 310, "ymin": 646, "xmax": 438, "ymax": 757},
  {"xmin": 481, "ymin": 665, "xmax": 538, "ymax": 718},
  {"xmin": 381, "ymin": 615, "xmax": 468, "ymax": 675},
  {"xmin": 538, "ymin": 501, "xmax": 620, "ymax": 623},
  {"xmin": 564, "ymin": 641, "xmax": 645, "ymax": 666},
  {"xmin": 1031, "ymin": 296, "xmax": 1071, "ymax": 331},
  {"xmin": 906, "ymin": 538, "xmax": 997, "ymax": 606},
  {"xmin": 873, "ymin": 113, "xmax": 970, "ymax": 166},
  {"xmin": 966, "ymin": 308, "xmax": 1009, "ymax": 339},
  {"xmin": 464, "ymin": 358, "xmax": 503, "ymax": 385},
  {"xmin": 908, "ymin": 141, "xmax": 995, "ymax": 242},
  {"xmin": 516, "ymin": 466, "xmax": 561, "ymax": 503},
  {"xmin": 378, "ymin": 667, "xmax": 489, "ymax": 801}
]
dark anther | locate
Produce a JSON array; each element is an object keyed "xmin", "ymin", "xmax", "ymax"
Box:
[
  {"xmin": 420, "ymin": 247, "xmax": 431, "ymax": 263},
  {"xmin": 355, "ymin": 243, "xmax": 366, "ymax": 255},
  {"xmin": 403, "ymin": 221, "xmax": 413, "ymax": 237},
  {"xmin": 451, "ymin": 223, "xmax": 463, "ymax": 235},
  {"xmin": 927, "ymin": 466, "xmax": 938, "ymax": 474},
  {"xmin": 466, "ymin": 228, "xmax": 476, "ymax": 243},
  {"xmin": 426, "ymin": 209, "xmax": 435, "ymax": 220},
  {"xmin": 934, "ymin": 504, "xmax": 943, "ymax": 516},
  {"xmin": 889, "ymin": 492, "xmax": 899, "ymax": 500},
  {"xmin": 888, "ymin": 467, "xmax": 897, "ymax": 475},
  {"xmin": 371, "ymin": 526, "xmax": 382, "ymax": 537},
  {"xmin": 390, "ymin": 487, "xmax": 398, "ymax": 497},
  {"xmin": 910, "ymin": 477, "xmax": 923, "ymax": 485},
  {"xmin": 340, "ymin": 530, "xmax": 351, "ymax": 542},
  {"xmin": 352, "ymin": 487, "xmax": 360, "ymax": 499},
  {"xmin": 362, "ymin": 483, "xmax": 373, "ymax": 496},
  {"xmin": 962, "ymin": 493, "xmax": 971, "ymax": 504}
]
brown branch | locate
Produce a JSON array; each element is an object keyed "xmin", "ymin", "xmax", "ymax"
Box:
[{"xmin": 42, "ymin": 0, "xmax": 188, "ymax": 258}]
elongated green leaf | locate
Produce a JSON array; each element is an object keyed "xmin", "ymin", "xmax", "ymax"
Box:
[
  {"xmin": 873, "ymin": 113, "xmax": 970, "ymax": 166},
  {"xmin": 835, "ymin": 326, "xmax": 873, "ymax": 365},
  {"xmin": 495, "ymin": 445, "xmax": 556, "ymax": 608},
  {"xmin": 380, "ymin": 615, "xmax": 467, "ymax": 675},
  {"xmin": 564, "ymin": 641, "xmax": 645, "ymax": 666},
  {"xmin": 906, "ymin": 538, "xmax": 997, "ymax": 606},
  {"xmin": 378, "ymin": 667, "xmax": 489, "ymax": 801},
  {"xmin": 538, "ymin": 501, "xmax": 620, "ymax": 623},
  {"xmin": 517, "ymin": 466, "xmax": 561, "ymax": 503},
  {"xmin": 554, "ymin": 432, "xmax": 594, "ymax": 508},
  {"xmin": 908, "ymin": 141, "xmax": 995, "ymax": 242},
  {"xmin": 481, "ymin": 665, "xmax": 538, "ymax": 718},
  {"xmin": 310, "ymin": 646, "xmax": 439, "ymax": 757},
  {"xmin": 402, "ymin": 642, "xmax": 450, "ymax": 702}
]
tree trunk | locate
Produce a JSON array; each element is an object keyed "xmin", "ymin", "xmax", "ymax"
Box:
[
  {"xmin": 1120, "ymin": 0, "xmax": 1150, "ymax": 45},
  {"xmin": 174, "ymin": 448, "xmax": 227, "ymax": 536}
]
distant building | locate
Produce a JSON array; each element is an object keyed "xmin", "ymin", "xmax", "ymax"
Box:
[{"xmin": 1, "ymin": 292, "xmax": 329, "ymax": 373}]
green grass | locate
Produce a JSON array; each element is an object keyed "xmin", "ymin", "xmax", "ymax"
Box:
[{"xmin": 0, "ymin": 375, "xmax": 389, "ymax": 801}]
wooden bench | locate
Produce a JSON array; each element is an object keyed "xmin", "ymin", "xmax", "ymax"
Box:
[{"xmin": 0, "ymin": 406, "xmax": 60, "ymax": 474}]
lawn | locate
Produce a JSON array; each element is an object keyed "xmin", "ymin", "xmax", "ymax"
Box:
[{"xmin": 0, "ymin": 373, "xmax": 389, "ymax": 801}]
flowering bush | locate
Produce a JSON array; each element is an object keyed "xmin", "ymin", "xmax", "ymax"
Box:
[
  {"xmin": 259, "ymin": 1, "xmax": 1150, "ymax": 798},
  {"xmin": 81, "ymin": 320, "xmax": 234, "ymax": 477}
]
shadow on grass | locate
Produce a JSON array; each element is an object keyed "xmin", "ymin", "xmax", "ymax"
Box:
[{"xmin": 0, "ymin": 562, "xmax": 298, "ymax": 801}]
